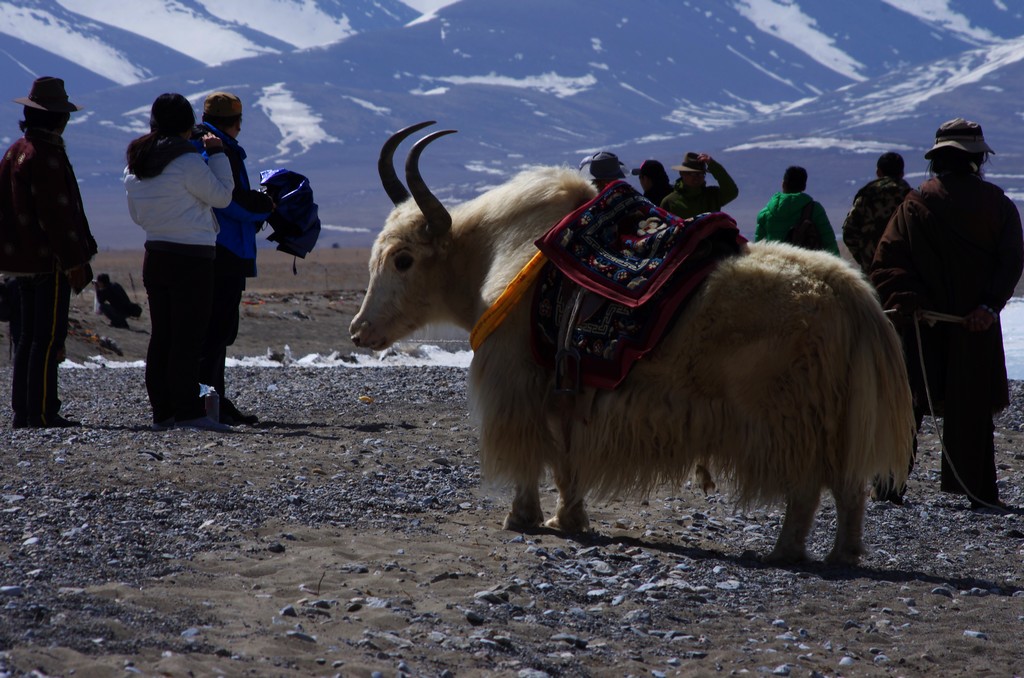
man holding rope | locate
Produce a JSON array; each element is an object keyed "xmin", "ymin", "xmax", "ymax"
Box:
[{"xmin": 871, "ymin": 118, "xmax": 1023, "ymax": 512}]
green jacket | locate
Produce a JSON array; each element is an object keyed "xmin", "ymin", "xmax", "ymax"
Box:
[
  {"xmin": 659, "ymin": 159, "xmax": 739, "ymax": 219},
  {"xmin": 754, "ymin": 191, "xmax": 840, "ymax": 256}
]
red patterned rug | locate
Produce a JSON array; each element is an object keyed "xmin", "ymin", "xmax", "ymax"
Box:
[{"xmin": 531, "ymin": 180, "xmax": 744, "ymax": 390}]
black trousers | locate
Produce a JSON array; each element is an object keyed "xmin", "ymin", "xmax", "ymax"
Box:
[
  {"xmin": 143, "ymin": 249, "xmax": 214, "ymax": 423},
  {"xmin": 198, "ymin": 272, "xmax": 244, "ymax": 398},
  {"xmin": 11, "ymin": 270, "xmax": 69, "ymax": 426},
  {"xmin": 940, "ymin": 402, "xmax": 999, "ymax": 504}
]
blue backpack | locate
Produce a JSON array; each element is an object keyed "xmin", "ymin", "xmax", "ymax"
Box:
[{"xmin": 259, "ymin": 169, "xmax": 321, "ymax": 258}]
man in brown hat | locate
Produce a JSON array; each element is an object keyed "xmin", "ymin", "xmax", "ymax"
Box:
[
  {"xmin": 872, "ymin": 117, "xmax": 1023, "ymax": 512},
  {"xmin": 195, "ymin": 91, "xmax": 275, "ymax": 426},
  {"xmin": 660, "ymin": 151, "xmax": 738, "ymax": 219},
  {"xmin": 0, "ymin": 76, "xmax": 97, "ymax": 428}
]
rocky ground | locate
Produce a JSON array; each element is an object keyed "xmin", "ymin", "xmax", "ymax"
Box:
[
  {"xmin": 1, "ymin": 370, "xmax": 1023, "ymax": 677},
  {"xmin": 0, "ymin": 250, "xmax": 1022, "ymax": 677}
]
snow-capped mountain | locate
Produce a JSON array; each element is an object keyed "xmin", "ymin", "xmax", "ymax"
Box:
[{"xmin": 1, "ymin": 0, "xmax": 1022, "ymax": 249}]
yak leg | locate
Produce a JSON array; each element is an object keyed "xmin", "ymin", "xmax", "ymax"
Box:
[
  {"xmin": 543, "ymin": 457, "xmax": 590, "ymax": 532},
  {"xmin": 503, "ymin": 482, "xmax": 544, "ymax": 531},
  {"xmin": 765, "ymin": 484, "xmax": 820, "ymax": 564},
  {"xmin": 694, "ymin": 464, "xmax": 716, "ymax": 494},
  {"xmin": 826, "ymin": 482, "xmax": 867, "ymax": 566}
]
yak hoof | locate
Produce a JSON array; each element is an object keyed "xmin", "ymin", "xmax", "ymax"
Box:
[
  {"xmin": 543, "ymin": 514, "xmax": 590, "ymax": 533},
  {"xmin": 503, "ymin": 510, "xmax": 543, "ymax": 532},
  {"xmin": 695, "ymin": 464, "xmax": 717, "ymax": 495},
  {"xmin": 762, "ymin": 547, "xmax": 808, "ymax": 566},
  {"xmin": 824, "ymin": 547, "xmax": 862, "ymax": 568}
]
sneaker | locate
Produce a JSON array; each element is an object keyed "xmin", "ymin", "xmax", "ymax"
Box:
[
  {"xmin": 29, "ymin": 415, "xmax": 81, "ymax": 428},
  {"xmin": 221, "ymin": 399, "xmax": 259, "ymax": 426},
  {"xmin": 151, "ymin": 418, "xmax": 175, "ymax": 431},
  {"xmin": 175, "ymin": 416, "xmax": 234, "ymax": 432}
]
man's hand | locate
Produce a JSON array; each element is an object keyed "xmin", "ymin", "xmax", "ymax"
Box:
[
  {"xmin": 964, "ymin": 305, "xmax": 997, "ymax": 332},
  {"xmin": 202, "ymin": 133, "xmax": 224, "ymax": 152},
  {"xmin": 66, "ymin": 263, "xmax": 93, "ymax": 294}
]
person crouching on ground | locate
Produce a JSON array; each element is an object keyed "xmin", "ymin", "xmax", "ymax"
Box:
[
  {"xmin": 123, "ymin": 93, "xmax": 235, "ymax": 432},
  {"xmin": 93, "ymin": 273, "xmax": 142, "ymax": 329}
]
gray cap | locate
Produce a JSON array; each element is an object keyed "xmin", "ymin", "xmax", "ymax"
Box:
[{"xmin": 579, "ymin": 151, "xmax": 626, "ymax": 180}]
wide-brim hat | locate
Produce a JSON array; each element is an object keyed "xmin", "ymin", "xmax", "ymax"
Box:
[
  {"xmin": 13, "ymin": 76, "xmax": 82, "ymax": 112},
  {"xmin": 924, "ymin": 118, "xmax": 994, "ymax": 159},
  {"xmin": 670, "ymin": 152, "xmax": 706, "ymax": 173},
  {"xmin": 580, "ymin": 151, "xmax": 626, "ymax": 180}
]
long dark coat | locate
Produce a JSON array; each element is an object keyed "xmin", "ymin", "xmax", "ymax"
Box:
[
  {"xmin": 872, "ymin": 172, "xmax": 1022, "ymax": 413},
  {"xmin": 871, "ymin": 171, "xmax": 1022, "ymax": 500}
]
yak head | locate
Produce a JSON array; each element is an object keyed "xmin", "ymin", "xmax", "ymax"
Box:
[{"xmin": 349, "ymin": 121, "xmax": 459, "ymax": 350}]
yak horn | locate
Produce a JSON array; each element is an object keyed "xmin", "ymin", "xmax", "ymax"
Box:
[
  {"xmin": 378, "ymin": 121, "xmax": 436, "ymax": 206},
  {"xmin": 406, "ymin": 129, "xmax": 457, "ymax": 237}
]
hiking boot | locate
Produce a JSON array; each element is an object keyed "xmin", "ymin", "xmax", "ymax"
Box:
[
  {"xmin": 969, "ymin": 498, "xmax": 1017, "ymax": 514},
  {"xmin": 221, "ymin": 399, "xmax": 259, "ymax": 426},
  {"xmin": 29, "ymin": 414, "xmax": 81, "ymax": 428},
  {"xmin": 175, "ymin": 416, "xmax": 234, "ymax": 433}
]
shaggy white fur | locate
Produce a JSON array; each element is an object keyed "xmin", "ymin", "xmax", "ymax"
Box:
[{"xmin": 352, "ymin": 165, "xmax": 915, "ymax": 566}]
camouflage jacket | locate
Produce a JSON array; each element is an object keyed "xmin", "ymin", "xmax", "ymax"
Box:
[{"xmin": 841, "ymin": 176, "xmax": 911, "ymax": 273}]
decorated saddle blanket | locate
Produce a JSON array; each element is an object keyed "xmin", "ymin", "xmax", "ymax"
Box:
[{"xmin": 531, "ymin": 180, "xmax": 744, "ymax": 390}]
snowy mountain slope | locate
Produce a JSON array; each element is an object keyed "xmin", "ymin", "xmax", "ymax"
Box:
[
  {"xmin": 0, "ymin": 1, "xmax": 201, "ymax": 88},
  {"xmin": 1, "ymin": 0, "xmax": 1022, "ymax": 249},
  {"xmin": 0, "ymin": 0, "xmax": 419, "ymax": 93}
]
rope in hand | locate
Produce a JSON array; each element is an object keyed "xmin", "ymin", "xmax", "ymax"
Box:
[{"xmin": 883, "ymin": 307, "xmax": 1008, "ymax": 512}]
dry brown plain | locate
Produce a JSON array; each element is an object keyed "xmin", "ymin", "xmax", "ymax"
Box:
[
  {"xmin": 1, "ymin": 246, "xmax": 1023, "ymax": 678},
  {"xmin": 0, "ymin": 247, "xmax": 373, "ymax": 368}
]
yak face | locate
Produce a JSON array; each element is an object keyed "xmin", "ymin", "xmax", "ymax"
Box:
[
  {"xmin": 350, "ymin": 122, "xmax": 456, "ymax": 350},
  {"xmin": 350, "ymin": 203, "xmax": 450, "ymax": 349}
]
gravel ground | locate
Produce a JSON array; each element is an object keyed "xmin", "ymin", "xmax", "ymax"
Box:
[{"xmin": 1, "ymin": 365, "xmax": 1023, "ymax": 677}]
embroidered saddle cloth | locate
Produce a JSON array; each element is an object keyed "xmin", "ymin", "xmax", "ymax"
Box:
[{"xmin": 531, "ymin": 180, "xmax": 744, "ymax": 390}]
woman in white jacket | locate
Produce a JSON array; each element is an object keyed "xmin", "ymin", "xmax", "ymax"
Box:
[{"xmin": 124, "ymin": 93, "xmax": 234, "ymax": 431}]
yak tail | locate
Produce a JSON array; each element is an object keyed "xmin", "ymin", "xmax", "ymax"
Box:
[{"xmin": 842, "ymin": 287, "xmax": 916, "ymax": 489}]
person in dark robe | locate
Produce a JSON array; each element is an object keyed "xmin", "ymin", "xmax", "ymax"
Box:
[{"xmin": 871, "ymin": 118, "xmax": 1023, "ymax": 512}]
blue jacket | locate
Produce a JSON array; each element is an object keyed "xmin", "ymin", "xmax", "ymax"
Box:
[{"xmin": 197, "ymin": 122, "xmax": 274, "ymax": 274}]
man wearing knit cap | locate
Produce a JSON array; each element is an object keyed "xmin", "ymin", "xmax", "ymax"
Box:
[
  {"xmin": 0, "ymin": 76, "xmax": 97, "ymax": 428},
  {"xmin": 196, "ymin": 91, "xmax": 275, "ymax": 426}
]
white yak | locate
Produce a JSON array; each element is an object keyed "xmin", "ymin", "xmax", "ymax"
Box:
[{"xmin": 350, "ymin": 122, "xmax": 915, "ymax": 566}]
